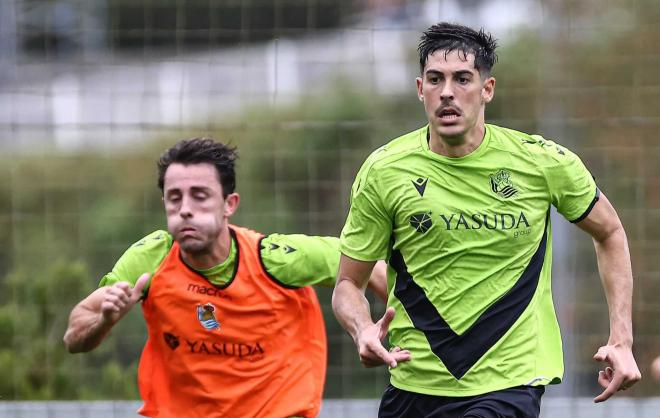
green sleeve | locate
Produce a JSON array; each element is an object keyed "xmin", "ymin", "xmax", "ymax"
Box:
[
  {"xmin": 339, "ymin": 156, "xmax": 392, "ymax": 261},
  {"xmin": 259, "ymin": 234, "xmax": 340, "ymax": 288},
  {"xmin": 541, "ymin": 138, "xmax": 599, "ymax": 222},
  {"xmin": 99, "ymin": 230, "xmax": 173, "ymax": 290}
]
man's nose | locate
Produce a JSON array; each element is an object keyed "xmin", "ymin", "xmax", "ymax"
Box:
[
  {"xmin": 179, "ymin": 196, "xmax": 193, "ymax": 218},
  {"xmin": 440, "ymin": 80, "xmax": 454, "ymax": 100}
]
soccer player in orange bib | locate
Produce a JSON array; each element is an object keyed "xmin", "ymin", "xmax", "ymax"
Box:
[{"xmin": 63, "ymin": 138, "xmax": 387, "ymax": 418}]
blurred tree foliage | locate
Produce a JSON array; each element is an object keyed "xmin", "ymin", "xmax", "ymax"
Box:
[{"xmin": 1, "ymin": 0, "xmax": 659, "ymax": 400}]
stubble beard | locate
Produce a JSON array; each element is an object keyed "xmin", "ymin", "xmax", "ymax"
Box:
[
  {"xmin": 176, "ymin": 226, "xmax": 220, "ymax": 256},
  {"xmin": 178, "ymin": 238, "xmax": 212, "ymax": 255},
  {"xmin": 433, "ymin": 122, "xmax": 467, "ymax": 146}
]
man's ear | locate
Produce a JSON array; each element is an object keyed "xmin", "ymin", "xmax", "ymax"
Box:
[
  {"xmin": 482, "ymin": 76, "xmax": 496, "ymax": 104},
  {"xmin": 224, "ymin": 193, "xmax": 240, "ymax": 218},
  {"xmin": 416, "ymin": 76, "xmax": 424, "ymax": 101}
]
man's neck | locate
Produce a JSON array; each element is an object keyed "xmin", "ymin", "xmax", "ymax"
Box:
[
  {"xmin": 429, "ymin": 115, "xmax": 486, "ymax": 158},
  {"xmin": 429, "ymin": 122, "xmax": 486, "ymax": 158},
  {"xmin": 181, "ymin": 227, "xmax": 232, "ymax": 270}
]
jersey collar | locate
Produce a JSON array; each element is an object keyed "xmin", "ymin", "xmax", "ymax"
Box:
[{"xmin": 419, "ymin": 124, "xmax": 492, "ymax": 164}]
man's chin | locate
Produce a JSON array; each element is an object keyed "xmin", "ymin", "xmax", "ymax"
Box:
[
  {"xmin": 177, "ymin": 238, "xmax": 210, "ymax": 254},
  {"xmin": 436, "ymin": 126, "xmax": 467, "ymax": 142}
]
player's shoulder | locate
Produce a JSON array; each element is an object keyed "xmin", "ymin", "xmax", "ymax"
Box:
[
  {"xmin": 371, "ymin": 125, "xmax": 427, "ymax": 167},
  {"xmin": 260, "ymin": 233, "xmax": 339, "ymax": 288},
  {"xmin": 100, "ymin": 230, "xmax": 173, "ymax": 288},
  {"xmin": 261, "ymin": 233, "xmax": 338, "ymax": 251},
  {"xmin": 260, "ymin": 233, "xmax": 300, "ymax": 255},
  {"xmin": 487, "ymin": 124, "xmax": 576, "ymax": 165},
  {"xmin": 127, "ymin": 230, "xmax": 174, "ymax": 253},
  {"xmin": 360, "ymin": 125, "xmax": 427, "ymax": 175}
]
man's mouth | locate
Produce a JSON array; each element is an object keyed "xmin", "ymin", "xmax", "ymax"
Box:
[{"xmin": 437, "ymin": 107, "xmax": 461, "ymax": 121}]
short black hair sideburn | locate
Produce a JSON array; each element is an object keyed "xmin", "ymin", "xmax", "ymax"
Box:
[
  {"xmin": 418, "ymin": 22, "xmax": 498, "ymax": 77},
  {"xmin": 157, "ymin": 138, "xmax": 237, "ymax": 197}
]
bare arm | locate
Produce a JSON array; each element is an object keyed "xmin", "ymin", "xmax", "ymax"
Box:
[
  {"xmin": 332, "ymin": 255, "xmax": 410, "ymax": 368},
  {"xmin": 63, "ymin": 273, "xmax": 150, "ymax": 353},
  {"xmin": 575, "ymin": 193, "xmax": 641, "ymax": 402},
  {"xmin": 366, "ymin": 260, "xmax": 388, "ymax": 303}
]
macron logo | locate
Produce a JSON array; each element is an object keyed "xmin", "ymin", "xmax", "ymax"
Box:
[{"xmin": 412, "ymin": 177, "xmax": 429, "ymax": 197}]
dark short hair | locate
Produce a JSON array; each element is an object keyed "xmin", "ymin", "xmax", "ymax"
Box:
[
  {"xmin": 418, "ymin": 22, "xmax": 498, "ymax": 77},
  {"xmin": 157, "ymin": 138, "xmax": 237, "ymax": 197}
]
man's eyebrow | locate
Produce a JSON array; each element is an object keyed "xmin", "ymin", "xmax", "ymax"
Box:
[
  {"xmin": 425, "ymin": 69, "xmax": 475, "ymax": 76},
  {"xmin": 164, "ymin": 185, "xmax": 212, "ymax": 194},
  {"xmin": 190, "ymin": 186, "xmax": 212, "ymax": 193}
]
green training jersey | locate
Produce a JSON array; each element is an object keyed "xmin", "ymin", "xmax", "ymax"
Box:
[
  {"xmin": 340, "ymin": 124, "xmax": 598, "ymax": 396},
  {"xmin": 100, "ymin": 226, "xmax": 340, "ymax": 290}
]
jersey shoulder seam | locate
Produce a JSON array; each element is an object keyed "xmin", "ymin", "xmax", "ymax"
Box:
[
  {"xmin": 361, "ymin": 126, "xmax": 427, "ymax": 183},
  {"xmin": 128, "ymin": 230, "xmax": 173, "ymax": 251},
  {"xmin": 487, "ymin": 124, "xmax": 555, "ymax": 193},
  {"xmin": 257, "ymin": 235, "xmax": 300, "ymax": 290}
]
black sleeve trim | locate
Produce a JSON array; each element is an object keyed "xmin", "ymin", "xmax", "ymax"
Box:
[
  {"xmin": 570, "ymin": 188, "xmax": 601, "ymax": 223},
  {"xmin": 257, "ymin": 236, "xmax": 300, "ymax": 290}
]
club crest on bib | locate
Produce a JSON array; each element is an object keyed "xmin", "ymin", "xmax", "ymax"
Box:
[
  {"xmin": 197, "ymin": 303, "xmax": 221, "ymax": 331},
  {"xmin": 489, "ymin": 170, "xmax": 519, "ymax": 199}
]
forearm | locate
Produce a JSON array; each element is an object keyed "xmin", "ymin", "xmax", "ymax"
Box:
[
  {"xmin": 64, "ymin": 308, "xmax": 112, "ymax": 353},
  {"xmin": 332, "ymin": 279, "xmax": 375, "ymax": 343},
  {"xmin": 593, "ymin": 226, "xmax": 633, "ymax": 346},
  {"xmin": 63, "ymin": 290, "xmax": 114, "ymax": 353},
  {"xmin": 367, "ymin": 261, "xmax": 389, "ymax": 303}
]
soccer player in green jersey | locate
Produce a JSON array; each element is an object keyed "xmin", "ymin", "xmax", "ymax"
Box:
[
  {"xmin": 63, "ymin": 138, "xmax": 386, "ymax": 417},
  {"xmin": 332, "ymin": 22, "xmax": 641, "ymax": 417}
]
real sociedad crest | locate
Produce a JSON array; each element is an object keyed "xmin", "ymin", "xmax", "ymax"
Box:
[
  {"xmin": 197, "ymin": 303, "xmax": 221, "ymax": 331},
  {"xmin": 489, "ymin": 170, "xmax": 519, "ymax": 199}
]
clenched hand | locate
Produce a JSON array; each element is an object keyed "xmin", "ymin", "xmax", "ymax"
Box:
[{"xmin": 101, "ymin": 273, "xmax": 150, "ymax": 323}]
